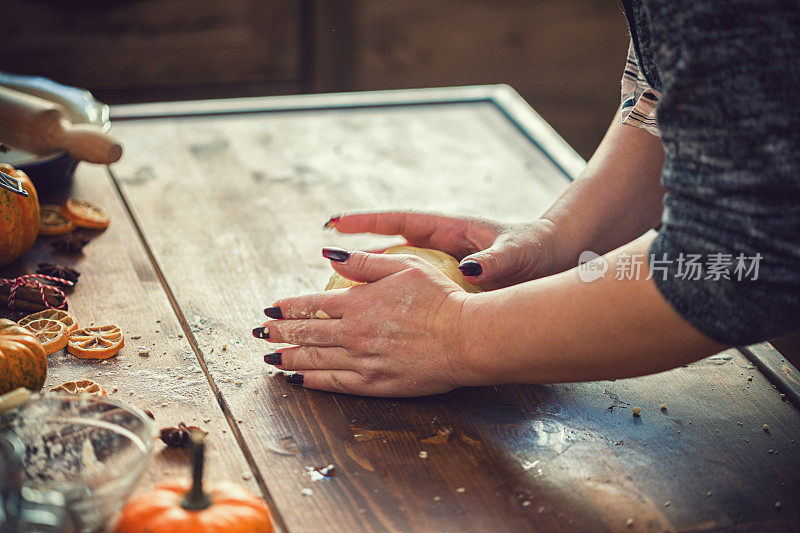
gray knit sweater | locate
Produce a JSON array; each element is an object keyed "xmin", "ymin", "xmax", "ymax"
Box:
[{"xmin": 622, "ymin": 0, "xmax": 800, "ymax": 345}]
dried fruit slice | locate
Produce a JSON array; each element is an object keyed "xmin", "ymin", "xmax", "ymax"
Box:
[
  {"xmin": 19, "ymin": 309, "xmax": 78, "ymax": 334},
  {"xmin": 62, "ymin": 198, "xmax": 109, "ymax": 230},
  {"xmin": 67, "ymin": 324, "xmax": 124, "ymax": 359},
  {"xmin": 21, "ymin": 318, "xmax": 69, "ymax": 355},
  {"xmin": 39, "ymin": 204, "xmax": 76, "ymax": 236},
  {"xmin": 50, "ymin": 378, "xmax": 107, "ymax": 396}
]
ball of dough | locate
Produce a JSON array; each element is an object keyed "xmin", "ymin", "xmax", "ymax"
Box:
[{"xmin": 324, "ymin": 245, "xmax": 481, "ymax": 293}]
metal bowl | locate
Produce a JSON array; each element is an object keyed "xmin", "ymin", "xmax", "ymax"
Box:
[
  {"xmin": 0, "ymin": 393, "xmax": 154, "ymax": 532},
  {"xmin": 0, "ymin": 72, "xmax": 111, "ymax": 192}
]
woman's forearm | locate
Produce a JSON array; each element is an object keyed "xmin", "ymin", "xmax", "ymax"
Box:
[
  {"xmin": 459, "ymin": 233, "xmax": 724, "ymax": 385},
  {"xmin": 541, "ymin": 107, "xmax": 667, "ymax": 271}
]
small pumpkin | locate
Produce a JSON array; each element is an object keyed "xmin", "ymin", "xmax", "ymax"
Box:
[
  {"xmin": 115, "ymin": 431, "xmax": 273, "ymax": 533},
  {"xmin": 0, "ymin": 164, "xmax": 40, "ymax": 266},
  {"xmin": 0, "ymin": 318, "xmax": 47, "ymax": 395}
]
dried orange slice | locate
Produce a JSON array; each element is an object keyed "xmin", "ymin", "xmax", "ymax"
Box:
[
  {"xmin": 50, "ymin": 379, "xmax": 107, "ymax": 396},
  {"xmin": 67, "ymin": 324, "xmax": 124, "ymax": 359},
  {"xmin": 19, "ymin": 309, "xmax": 78, "ymax": 335},
  {"xmin": 62, "ymin": 198, "xmax": 109, "ymax": 230},
  {"xmin": 39, "ymin": 204, "xmax": 76, "ymax": 236},
  {"xmin": 21, "ymin": 318, "xmax": 69, "ymax": 355}
]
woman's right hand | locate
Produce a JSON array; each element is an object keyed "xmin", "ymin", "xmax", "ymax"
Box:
[{"xmin": 325, "ymin": 212, "xmax": 565, "ymax": 290}]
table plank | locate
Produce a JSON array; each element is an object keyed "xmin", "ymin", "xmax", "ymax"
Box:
[
  {"xmin": 108, "ymin": 90, "xmax": 800, "ymax": 531},
  {"xmin": 0, "ymin": 165, "xmax": 264, "ymax": 509}
]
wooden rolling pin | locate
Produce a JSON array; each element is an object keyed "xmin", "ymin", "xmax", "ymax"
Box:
[{"xmin": 0, "ymin": 86, "xmax": 122, "ymax": 164}]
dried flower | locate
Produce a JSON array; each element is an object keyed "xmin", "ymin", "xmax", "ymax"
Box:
[
  {"xmin": 159, "ymin": 422, "xmax": 207, "ymax": 447},
  {"xmin": 36, "ymin": 262, "xmax": 80, "ymax": 285},
  {"xmin": 51, "ymin": 233, "xmax": 89, "ymax": 254}
]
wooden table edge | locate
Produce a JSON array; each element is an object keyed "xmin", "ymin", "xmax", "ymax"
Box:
[
  {"xmin": 109, "ymin": 85, "xmax": 587, "ymax": 182},
  {"xmin": 739, "ymin": 343, "xmax": 800, "ymax": 408}
]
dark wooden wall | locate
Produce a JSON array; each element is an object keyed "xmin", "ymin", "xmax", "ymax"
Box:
[
  {"xmin": 1, "ymin": 0, "xmax": 301, "ymax": 100},
  {"xmin": 1, "ymin": 0, "xmax": 629, "ymax": 158},
  {"xmin": 312, "ymin": 1, "xmax": 630, "ymax": 158}
]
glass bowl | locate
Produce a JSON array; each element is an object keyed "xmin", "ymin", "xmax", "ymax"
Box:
[{"xmin": 0, "ymin": 393, "xmax": 154, "ymax": 532}]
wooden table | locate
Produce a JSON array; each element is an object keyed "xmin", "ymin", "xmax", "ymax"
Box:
[{"xmin": 3, "ymin": 86, "xmax": 800, "ymax": 532}]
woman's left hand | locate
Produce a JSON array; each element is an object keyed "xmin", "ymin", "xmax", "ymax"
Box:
[{"xmin": 253, "ymin": 247, "xmax": 479, "ymax": 397}]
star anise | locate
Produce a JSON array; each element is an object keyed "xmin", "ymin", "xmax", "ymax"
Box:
[
  {"xmin": 159, "ymin": 423, "xmax": 207, "ymax": 448},
  {"xmin": 36, "ymin": 262, "xmax": 80, "ymax": 286},
  {"xmin": 51, "ymin": 233, "xmax": 89, "ymax": 254}
]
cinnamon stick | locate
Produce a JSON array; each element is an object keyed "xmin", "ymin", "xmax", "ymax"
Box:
[
  {"xmin": 0, "ymin": 283, "xmax": 67, "ymax": 311},
  {"xmin": 0, "ymin": 299, "xmax": 45, "ymax": 313}
]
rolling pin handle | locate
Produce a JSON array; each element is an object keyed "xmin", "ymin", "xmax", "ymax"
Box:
[{"xmin": 61, "ymin": 122, "xmax": 123, "ymax": 165}]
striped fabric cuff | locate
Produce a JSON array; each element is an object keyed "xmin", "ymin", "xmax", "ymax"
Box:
[{"xmin": 620, "ymin": 41, "xmax": 662, "ymax": 137}]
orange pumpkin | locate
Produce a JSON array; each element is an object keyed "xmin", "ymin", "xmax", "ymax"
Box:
[
  {"xmin": 0, "ymin": 164, "xmax": 40, "ymax": 266},
  {"xmin": 0, "ymin": 318, "xmax": 47, "ymax": 395},
  {"xmin": 115, "ymin": 432, "xmax": 273, "ymax": 533}
]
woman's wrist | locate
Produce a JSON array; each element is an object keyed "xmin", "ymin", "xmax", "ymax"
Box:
[
  {"xmin": 452, "ymin": 290, "xmax": 508, "ymax": 387},
  {"xmin": 526, "ymin": 217, "xmax": 570, "ymax": 276}
]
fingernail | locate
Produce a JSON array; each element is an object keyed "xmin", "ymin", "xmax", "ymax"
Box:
[
  {"xmin": 323, "ymin": 215, "xmax": 341, "ymax": 229},
  {"xmin": 322, "ymin": 247, "xmax": 350, "ymax": 263},
  {"xmin": 458, "ymin": 260, "xmax": 482, "ymax": 277},
  {"xmin": 285, "ymin": 373, "xmax": 304, "ymax": 385},
  {"xmin": 252, "ymin": 326, "xmax": 269, "ymax": 339},
  {"xmin": 265, "ymin": 352, "xmax": 282, "ymax": 365},
  {"xmin": 264, "ymin": 306, "xmax": 283, "ymax": 319}
]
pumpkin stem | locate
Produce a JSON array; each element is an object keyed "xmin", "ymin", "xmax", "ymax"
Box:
[{"xmin": 181, "ymin": 430, "xmax": 212, "ymax": 511}]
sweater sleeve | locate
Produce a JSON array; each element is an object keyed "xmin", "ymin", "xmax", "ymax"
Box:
[{"xmin": 646, "ymin": 2, "xmax": 800, "ymax": 345}]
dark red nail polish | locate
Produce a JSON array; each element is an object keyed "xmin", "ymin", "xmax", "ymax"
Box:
[
  {"xmin": 252, "ymin": 326, "xmax": 269, "ymax": 339},
  {"xmin": 458, "ymin": 260, "xmax": 482, "ymax": 277},
  {"xmin": 264, "ymin": 306, "xmax": 283, "ymax": 319},
  {"xmin": 265, "ymin": 352, "xmax": 282, "ymax": 365},
  {"xmin": 322, "ymin": 247, "xmax": 350, "ymax": 263},
  {"xmin": 323, "ymin": 216, "xmax": 341, "ymax": 229},
  {"xmin": 285, "ymin": 373, "xmax": 304, "ymax": 385}
]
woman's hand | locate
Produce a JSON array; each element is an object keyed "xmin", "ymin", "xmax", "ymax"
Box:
[
  {"xmin": 254, "ymin": 248, "xmax": 481, "ymax": 397},
  {"xmin": 326, "ymin": 212, "xmax": 565, "ymax": 290}
]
